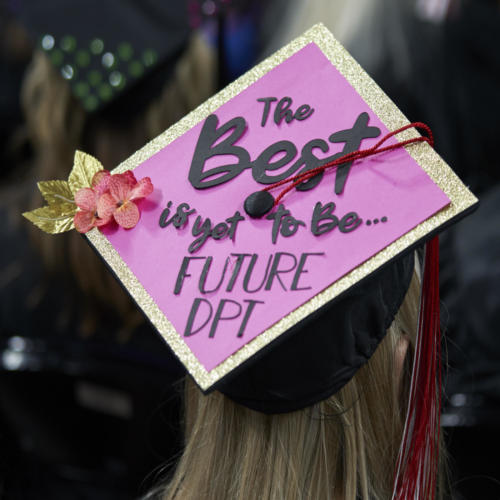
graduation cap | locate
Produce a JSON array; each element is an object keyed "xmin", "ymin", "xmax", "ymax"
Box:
[
  {"xmin": 16, "ymin": 0, "xmax": 190, "ymax": 113},
  {"xmin": 23, "ymin": 24, "xmax": 477, "ymax": 499}
]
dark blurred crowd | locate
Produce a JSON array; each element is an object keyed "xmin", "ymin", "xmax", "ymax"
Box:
[{"xmin": 0, "ymin": 0, "xmax": 499, "ymax": 499}]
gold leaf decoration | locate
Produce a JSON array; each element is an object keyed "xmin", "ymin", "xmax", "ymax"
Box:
[
  {"xmin": 38, "ymin": 180, "xmax": 75, "ymax": 212},
  {"xmin": 68, "ymin": 150, "xmax": 103, "ymax": 195},
  {"xmin": 23, "ymin": 205, "xmax": 76, "ymax": 234}
]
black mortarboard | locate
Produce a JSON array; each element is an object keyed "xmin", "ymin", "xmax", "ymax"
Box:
[
  {"xmin": 16, "ymin": 0, "xmax": 189, "ymax": 113},
  {"xmin": 24, "ymin": 22, "xmax": 477, "ymax": 404}
]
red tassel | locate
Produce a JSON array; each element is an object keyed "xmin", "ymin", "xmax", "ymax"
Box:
[{"xmin": 393, "ymin": 236, "xmax": 442, "ymax": 499}]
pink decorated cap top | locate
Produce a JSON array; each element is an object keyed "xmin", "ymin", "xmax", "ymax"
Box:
[{"xmin": 82, "ymin": 25, "xmax": 477, "ymax": 394}]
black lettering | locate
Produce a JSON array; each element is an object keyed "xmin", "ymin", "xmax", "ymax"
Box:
[
  {"xmin": 237, "ymin": 300, "xmax": 264, "ymax": 337},
  {"xmin": 274, "ymin": 96, "xmax": 294, "ymax": 125},
  {"xmin": 199, "ymin": 257, "xmax": 230, "ymax": 293},
  {"xmin": 172, "ymin": 203, "xmax": 196, "ymax": 228},
  {"xmin": 189, "ymin": 114, "xmax": 252, "ymax": 189},
  {"xmin": 243, "ymin": 254, "xmax": 273, "ymax": 293},
  {"xmin": 212, "ymin": 222, "xmax": 228, "ymax": 240},
  {"xmin": 226, "ymin": 211, "xmax": 245, "ymax": 241},
  {"xmin": 184, "ymin": 298, "xmax": 212, "ymax": 337},
  {"xmin": 294, "ymin": 104, "xmax": 314, "ymax": 121},
  {"xmin": 265, "ymin": 252, "xmax": 297, "ymax": 291},
  {"xmin": 291, "ymin": 253, "xmax": 324, "ymax": 291},
  {"xmin": 226, "ymin": 253, "xmax": 251, "ymax": 292},
  {"xmin": 294, "ymin": 139, "xmax": 329, "ymax": 192},
  {"xmin": 159, "ymin": 201, "xmax": 173, "ymax": 228},
  {"xmin": 329, "ymin": 112, "xmax": 380, "ymax": 195},
  {"xmin": 174, "ymin": 256, "xmax": 205, "ymax": 294},
  {"xmin": 339, "ymin": 212, "xmax": 362, "ymax": 233},
  {"xmin": 209, "ymin": 299, "xmax": 242, "ymax": 338},
  {"xmin": 280, "ymin": 215, "xmax": 305, "ymax": 237},
  {"xmin": 188, "ymin": 111, "xmax": 381, "ymax": 194},
  {"xmin": 189, "ymin": 216, "xmax": 212, "ymax": 253},
  {"xmin": 266, "ymin": 204, "xmax": 287, "ymax": 244},
  {"xmin": 257, "ymin": 97, "xmax": 277, "ymax": 127},
  {"xmin": 266, "ymin": 204, "xmax": 304, "ymax": 244},
  {"xmin": 311, "ymin": 202, "xmax": 339, "ymax": 236},
  {"xmin": 252, "ymin": 140, "xmax": 298, "ymax": 184}
]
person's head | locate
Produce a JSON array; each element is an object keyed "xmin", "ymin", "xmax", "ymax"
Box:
[
  {"xmin": 155, "ymin": 270, "xmax": 444, "ymax": 500},
  {"xmin": 20, "ymin": 34, "xmax": 216, "ymax": 336}
]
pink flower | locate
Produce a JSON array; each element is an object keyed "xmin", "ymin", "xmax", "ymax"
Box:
[
  {"xmin": 74, "ymin": 170, "xmax": 112, "ymax": 233},
  {"xmin": 97, "ymin": 171, "xmax": 153, "ymax": 229},
  {"xmin": 91, "ymin": 170, "xmax": 112, "ymax": 195}
]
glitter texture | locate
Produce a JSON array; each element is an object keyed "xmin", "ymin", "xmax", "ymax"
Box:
[{"xmin": 86, "ymin": 24, "xmax": 477, "ymax": 391}]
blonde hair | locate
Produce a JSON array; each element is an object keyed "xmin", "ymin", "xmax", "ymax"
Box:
[
  {"xmin": 20, "ymin": 35, "xmax": 216, "ymax": 337},
  {"xmin": 155, "ymin": 272, "xmax": 436, "ymax": 500}
]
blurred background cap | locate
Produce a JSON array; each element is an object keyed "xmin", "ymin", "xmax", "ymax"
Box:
[{"xmin": 13, "ymin": 0, "xmax": 190, "ymax": 114}]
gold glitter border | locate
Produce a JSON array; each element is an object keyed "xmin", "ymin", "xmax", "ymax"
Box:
[{"xmin": 86, "ymin": 24, "xmax": 477, "ymax": 391}]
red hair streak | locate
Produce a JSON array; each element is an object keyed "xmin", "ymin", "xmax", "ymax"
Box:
[{"xmin": 393, "ymin": 235, "xmax": 442, "ymax": 500}]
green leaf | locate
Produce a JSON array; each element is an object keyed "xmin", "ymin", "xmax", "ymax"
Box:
[
  {"xmin": 68, "ymin": 150, "xmax": 103, "ymax": 195},
  {"xmin": 23, "ymin": 206, "xmax": 76, "ymax": 234}
]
